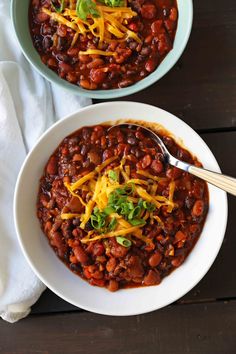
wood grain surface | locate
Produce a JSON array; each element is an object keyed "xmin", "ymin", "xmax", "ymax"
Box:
[
  {"xmin": 2, "ymin": 1, "xmax": 236, "ymax": 353},
  {"xmin": 1, "ymin": 300, "xmax": 236, "ymax": 354}
]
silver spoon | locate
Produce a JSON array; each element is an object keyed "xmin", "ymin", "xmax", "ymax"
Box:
[{"xmin": 108, "ymin": 123, "xmax": 236, "ymax": 196}]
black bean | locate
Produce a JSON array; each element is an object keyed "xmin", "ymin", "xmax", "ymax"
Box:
[
  {"xmin": 140, "ymin": 46, "xmax": 151, "ymax": 56},
  {"xmin": 127, "ymin": 136, "xmax": 138, "ymax": 145},
  {"xmin": 135, "ymin": 149, "xmax": 144, "ymax": 158},
  {"xmin": 82, "ymin": 128, "xmax": 91, "ymax": 140},
  {"xmin": 118, "ymin": 79, "xmax": 133, "ymax": 88},
  {"xmin": 129, "ymin": 41, "xmax": 138, "ymax": 50},
  {"xmin": 70, "ymin": 263, "xmax": 81, "ymax": 272},
  {"xmin": 185, "ymin": 196, "xmax": 195, "ymax": 209},
  {"xmin": 57, "ymin": 37, "xmax": 67, "ymax": 51},
  {"xmin": 56, "ymin": 53, "xmax": 69, "ymax": 62},
  {"xmin": 80, "ymin": 144, "xmax": 89, "ymax": 156},
  {"xmin": 43, "ymin": 36, "xmax": 52, "ymax": 51},
  {"xmin": 72, "ymin": 218, "xmax": 81, "ymax": 226}
]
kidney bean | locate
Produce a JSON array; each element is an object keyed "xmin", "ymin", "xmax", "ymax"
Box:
[
  {"xmin": 143, "ymin": 270, "xmax": 161, "ymax": 285},
  {"xmin": 169, "ymin": 7, "xmax": 178, "ymax": 21},
  {"xmin": 192, "ymin": 200, "xmax": 205, "ymax": 217},
  {"xmin": 50, "ymin": 231, "xmax": 66, "ymax": 258},
  {"xmin": 166, "ymin": 166, "xmax": 182, "ymax": 179},
  {"xmin": 173, "ymin": 230, "xmax": 186, "ymax": 244},
  {"xmin": 93, "ymin": 243, "xmax": 105, "ymax": 257},
  {"xmin": 83, "ymin": 267, "xmax": 92, "ymax": 279},
  {"xmin": 80, "ymin": 79, "xmax": 97, "ymax": 90},
  {"xmin": 106, "ymin": 257, "xmax": 117, "ymax": 273},
  {"xmin": 102, "ymin": 149, "xmax": 113, "ymax": 161},
  {"xmin": 128, "ymin": 22, "xmax": 138, "ymax": 32},
  {"xmin": 158, "ymin": 33, "xmax": 171, "ymax": 55},
  {"xmin": 66, "ymin": 72, "xmax": 78, "ymax": 83},
  {"xmin": 44, "ymin": 221, "xmax": 52, "ymax": 234},
  {"xmin": 87, "ymin": 265, "xmax": 104, "ymax": 279},
  {"xmin": 57, "ymin": 24, "xmax": 67, "ymax": 37},
  {"xmin": 36, "ymin": 12, "xmax": 49, "ymax": 22},
  {"xmin": 59, "ymin": 62, "xmax": 73, "ymax": 73},
  {"xmin": 66, "ymin": 47, "xmax": 79, "ymax": 57},
  {"xmin": 145, "ymin": 57, "xmax": 158, "ymax": 73},
  {"xmin": 164, "ymin": 19, "xmax": 176, "ymax": 31},
  {"xmin": 144, "ymin": 35, "xmax": 153, "ymax": 44},
  {"xmin": 149, "ymin": 252, "xmax": 162, "ymax": 267},
  {"xmin": 151, "ymin": 20, "xmax": 164, "ymax": 35},
  {"xmin": 141, "ymin": 4, "xmax": 157, "ymax": 19},
  {"xmin": 87, "ymin": 58, "xmax": 104, "ymax": 69},
  {"xmin": 90, "ymin": 68, "xmax": 107, "ymax": 84},
  {"xmin": 73, "ymin": 245, "xmax": 89, "ymax": 265},
  {"xmin": 171, "ymin": 255, "xmax": 185, "ymax": 268},
  {"xmin": 138, "ymin": 154, "xmax": 152, "ymax": 169},
  {"xmin": 46, "ymin": 156, "xmax": 58, "ymax": 175},
  {"xmin": 110, "ymin": 239, "xmax": 129, "ymax": 258},
  {"xmin": 78, "ymin": 55, "xmax": 90, "ymax": 65},
  {"xmin": 107, "ymin": 279, "xmax": 119, "ymax": 292},
  {"xmin": 67, "ymin": 196, "xmax": 83, "ymax": 213},
  {"xmin": 151, "ymin": 159, "xmax": 164, "ymax": 173},
  {"xmin": 88, "ymin": 150, "xmax": 102, "ymax": 165}
]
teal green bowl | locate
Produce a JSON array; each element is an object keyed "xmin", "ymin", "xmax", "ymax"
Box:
[{"xmin": 11, "ymin": 0, "xmax": 193, "ymax": 99}]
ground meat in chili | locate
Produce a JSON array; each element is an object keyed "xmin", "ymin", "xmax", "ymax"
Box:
[
  {"xmin": 37, "ymin": 123, "xmax": 209, "ymax": 291},
  {"xmin": 29, "ymin": 0, "xmax": 178, "ymax": 90}
]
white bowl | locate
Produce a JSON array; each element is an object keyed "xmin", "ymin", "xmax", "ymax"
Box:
[{"xmin": 14, "ymin": 102, "xmax": 228, "ymax": 316}]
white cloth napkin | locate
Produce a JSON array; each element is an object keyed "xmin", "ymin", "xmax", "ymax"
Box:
[{"xmin": 0, "ymin": 0, "xmax": 91, "ymax": 323}]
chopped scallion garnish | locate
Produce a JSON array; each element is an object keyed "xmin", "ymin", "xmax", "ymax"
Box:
[
  {"xmin": 116, "ymin": 236, "xmax": 132, "ymax": 247},
  {"xmin": 51, "ymin": 0, "xmax": 65, "ymax": 13},
  {"xmin": 108, "ymin": 170, "xmax": 118, "ymax": 181},
  {"xmin": 76, "ymin": 0, "xmax": 100, "ymax": 20}
]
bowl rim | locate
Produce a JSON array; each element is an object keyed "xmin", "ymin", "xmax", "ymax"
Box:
[
  {"xmin": 11, "ymin": 0, "xmax": 193, "ymax": 99},
  {"xmin": 14, "ymin": 102, "xmax": 228, "ymax": 316}
]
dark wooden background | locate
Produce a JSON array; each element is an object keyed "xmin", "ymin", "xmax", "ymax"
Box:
[{"xmin": 1, "ymin": 0, "xmax": 236, "ymax": 353}]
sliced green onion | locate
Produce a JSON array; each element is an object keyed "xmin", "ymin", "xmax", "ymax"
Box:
[
  {"xmin": 108, "ymin": 170, "xmax": 118, "ymax": 181},
  {"xmin": 103, "ymin": 206, "xmax": 115, "ymax": 215},
  {"xmin": 51, "ymin": 0, "xmax": 65, "ymax": 13},
  {"xmin": 128, "ymin": 206, "xmax": 141, "ymax": 220},
  {"xmin": 116, "ymin": 236, "xmax": 132, "ymax": 248},
  {"xmin": 108, "ymin": 217, "xmax": 117, "ymax": 231},
  {"xmin": 138, "ymin": 199, "xmax": 156, "ymax": 212},
  {"xmin": 99, "ymin": 0, "xmax": 124, "ymax": 7},
  {"xmin": 76, "ymin": 0, "xmax": 100, "ymax": 20},
  {"xmin": 124, "ymin": 183, "xmax": 135, "ymax": 195},
  {"xmin": 129, "ymin": 219, "xmax": 146, "ymax": 226},
  {"xmin": 90, "ymin": 208, "xmax": 107, "ymax": 230}
]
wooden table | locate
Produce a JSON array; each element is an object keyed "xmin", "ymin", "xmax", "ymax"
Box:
[{"xmin": 1, "ymin": 1, "xmax": 236, "ymax": 352}]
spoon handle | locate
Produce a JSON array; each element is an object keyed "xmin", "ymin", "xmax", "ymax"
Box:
[{"xmin": 189, "ymin": 166, "xmax": 236, "ymax": 196}]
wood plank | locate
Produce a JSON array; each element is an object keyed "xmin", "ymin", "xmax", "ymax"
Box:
[
  {"xmin": 1, "ymin": 300, "xmax": 236, "ymax": 354},
  {"xmin": 181, "ymin": 130, "xmax": 236, "ymax": 301},
  {"xmin": 95, "ymin": 0, "xmax": 236, "ymax": 130}
]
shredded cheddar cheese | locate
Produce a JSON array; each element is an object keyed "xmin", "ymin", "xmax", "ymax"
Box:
[
  {"xmin": 42, "ymin": 3, "xmax": 141, "ymax": 54},
  {"xmin": 63, "ymin": 151, "xmax": 176, "ymax": 245}
]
